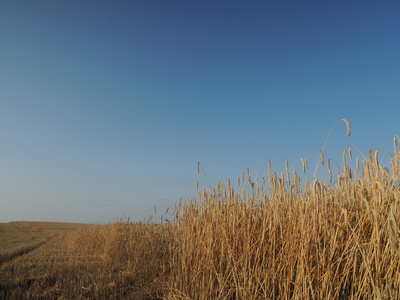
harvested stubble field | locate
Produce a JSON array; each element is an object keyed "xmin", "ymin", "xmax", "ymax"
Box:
[
  {"xmin": 0, "ymin": 222, "xmax": 89, "ymax": 299},
  {"xmin": 0, "ymin": 221, "xmax": 170, "ymax": 299},
  {"xmin": 2, "ymin": 123, "xmax": 400, "ymax": 299}
]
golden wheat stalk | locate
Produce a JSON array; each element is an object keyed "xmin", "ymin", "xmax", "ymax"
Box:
[{"xmin": 314, "ymin": 118, "xmax": 351, "ymax": 179}]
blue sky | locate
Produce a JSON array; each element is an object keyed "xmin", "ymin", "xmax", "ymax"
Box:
[{"xmin": 1, "ymin": 1, "xmax": 399, "ymax": 223}]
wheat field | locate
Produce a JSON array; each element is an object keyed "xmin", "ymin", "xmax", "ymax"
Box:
[{"xmin": 2, "ymin": 120, "xmax": 400, "ymax": 299}]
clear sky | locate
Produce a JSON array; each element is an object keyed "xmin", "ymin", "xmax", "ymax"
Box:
[{"xmin": 1, "ymin": 1, "xmax": 399, "ymax": 223}]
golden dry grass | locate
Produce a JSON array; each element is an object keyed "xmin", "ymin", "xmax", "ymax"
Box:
[
  {"xmin": 70, "ymin": 221, "xmax": 172, "ymax": 298},
  {"xmin": 167, "ymin": 151, "xmax": 400, "ymax": 299}
]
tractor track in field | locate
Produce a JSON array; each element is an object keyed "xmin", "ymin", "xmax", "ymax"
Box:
[
  {"xmin": 0, "ymin": 223, "xmax": 49, "ymax": 266},
  {"xmin": 0, "ymin": 240, "xmax": 48, "ymax": 266}
]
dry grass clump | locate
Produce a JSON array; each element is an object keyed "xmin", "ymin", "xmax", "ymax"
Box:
[
  {"xmin": 70, "ymin": 224, "xmax": 109, "ymax": 255},
  {"xmin": 167, "ymin": 136, "xmax": 400, "ymax": 299},
  {"xmin": 70, "ymin": 220, "xmax": 173, "ymax": 298}
]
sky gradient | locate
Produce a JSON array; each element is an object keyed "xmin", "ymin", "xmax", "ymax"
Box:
[{"xmin": 1, "ymin": 1, "xmax": 400, "ymax": 223}]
